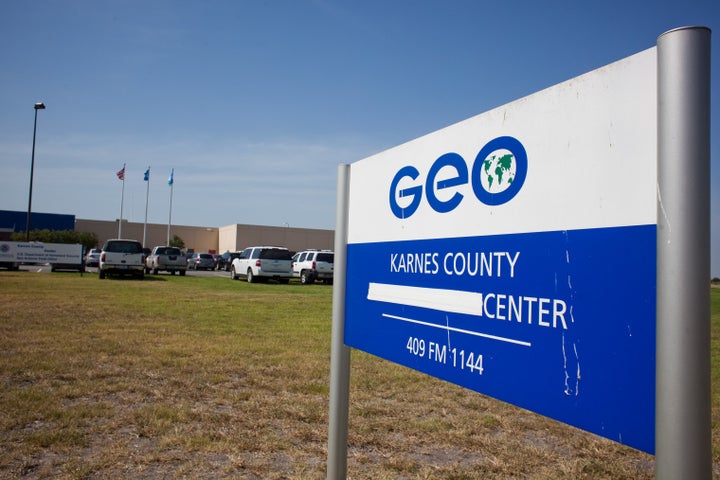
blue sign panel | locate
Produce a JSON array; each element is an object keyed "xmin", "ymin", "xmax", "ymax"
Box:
[{"xmin": 345, "ymin": 225, "xmax": 656, "ymax": 453}]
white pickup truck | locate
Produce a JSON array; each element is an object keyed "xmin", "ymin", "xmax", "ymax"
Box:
[
  {"xmin": 98, "ymin": 239, "xmax": 145, "ymax": 279},
  {"xmin": 145, "ymin": 246, "xmax": 187, "ymax": 275}
]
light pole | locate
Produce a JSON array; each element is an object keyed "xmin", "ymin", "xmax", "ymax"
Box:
[{"xmin": 26, "ymin": 102, "xmax": 46, "ymax": 242}]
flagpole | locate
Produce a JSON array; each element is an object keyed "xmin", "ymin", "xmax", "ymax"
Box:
[
  {"xmin": 143, "ymin": 166, "xmax": 150, "ymax": 247},
  {"xmin": 167, "ymin": 168, "xmax": 174, "ymax": 245},
  {"xmin": 118, "ymin": 163, "xmax": 126, "ymax": 238}
]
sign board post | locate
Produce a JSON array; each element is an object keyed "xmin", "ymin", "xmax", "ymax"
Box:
[
  {"xmin": 328, "ymin": 26, "xmax": 711, "ymax": 479},
  {"xmin": 656, "ymin": 26, "xmax": 711, "ymax": 480},
  {"xmin": 327, "ymin": 164, "xmax": 351, "ymax": 479}
]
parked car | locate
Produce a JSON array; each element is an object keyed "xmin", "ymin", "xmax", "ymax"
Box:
[
  {"xmin": 187, "ymin": 252, "xmax": 215, "ymax": 270},
  {"xmin": 85, "ymin": 248, "xmax": 101, "ymax": 267},
  {"xmin": 230, "ymin": 246, "xmax": 292, "ymax": 283},
  {"xmin": 291, "ymin": 249, "xmax": 334, "ymax": 284},
  {"xmin": 217, "ymin": 252, "xmax": 228, "ymax": 271},
  {"xmin": 145, "ymin": 246, "xmax": 187, "ymax": 275},
  {"xmin": 219, "ymin": 251, "xmax": 242, "ymax": 271},
  {"xmin": 98, "ymin": 239, "xmax": 145, "ymax": 279}
]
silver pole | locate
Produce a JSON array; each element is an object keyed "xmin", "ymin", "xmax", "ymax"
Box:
[
  {"xmin": 656, "ymin": 26, "xmax": 711, "ymax": 480},
  {"xmin": 26, "ymin": 103, "xmax": 45, "ymax": 241},
  {"xmin": 327, "ymin": 164, "xmax": 351, "ymax": 480},
  {"xmin": 118, "ymin": 163, "xmax": 125, "ymax": 238},
  {"xmin": 167, "ymin": 173, "xmax": 174, "ymax": 246},
  {"xmin": 143, "ymin": 167, "xmax": 150, "ymax": 247}
]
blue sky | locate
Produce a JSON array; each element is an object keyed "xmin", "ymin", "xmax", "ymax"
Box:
[{"xmin": 1, "ymin": 1, "xmax": 718, "ymax": 272}]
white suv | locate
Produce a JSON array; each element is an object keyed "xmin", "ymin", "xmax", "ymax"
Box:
[
  {"xmin": 230, "ymin": 246, "xmax": 293, "ymax": 283},
  {"xmin": 291, "ymin": 250, "xmax": 334, "ymax": 285}
]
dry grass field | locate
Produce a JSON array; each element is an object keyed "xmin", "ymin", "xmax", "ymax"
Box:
[{"xmin": 0, "ymin": 271, "xmax": 717, "ymax": 479}]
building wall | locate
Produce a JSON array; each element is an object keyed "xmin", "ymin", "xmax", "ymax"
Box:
[
  {"xmin": 0, "ymin": 210, "xmax": 335, "ymax": 254},
  {"xmin": 75, "ymin": 219, "xmax": 219, "ymax": 252},
  {"xmin": 219, "ymin": 224, "xmax": 334, "ymax": 254},
  {"xmin": 218, "ymin": 225, "xmax": 239, "ymax": 253},
  {"xmin": 75, "ymin": 219, "xmax": 334, "ymax": 254}
]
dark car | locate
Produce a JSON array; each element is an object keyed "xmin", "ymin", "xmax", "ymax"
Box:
[
  {"xmin": 219, "ymin": 251, "xmax": 242, "ymax": 271},
  {"xmin": 187, "ymin": 252, "xmax": 215, "ymax": 270}
]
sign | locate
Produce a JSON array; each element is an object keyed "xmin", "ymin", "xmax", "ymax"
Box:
[
  {"xmin": 344, "ymin": 48, "xmax": 657, "ymax": 453},
  {"xmin": 0, "ymin": 242, "xmax": 83, "ymax": 265}
]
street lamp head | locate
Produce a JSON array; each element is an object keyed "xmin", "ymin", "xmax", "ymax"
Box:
[{"xmin": 34, "ymin": 102, "xmax": 45, "ymax": 110}]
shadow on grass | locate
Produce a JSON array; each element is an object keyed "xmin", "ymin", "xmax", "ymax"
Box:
[{"xmin": 100, "ymin": 274, "xmax": 167, "ymax": 281}]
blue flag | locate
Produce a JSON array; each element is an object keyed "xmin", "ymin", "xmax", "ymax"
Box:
[
  {"xmin": 168, "ymin": 168, "xmax": 174, "ymax": 186},
  {"xmin": 143, "ymin": 167, "xmax": 150, "ymax": 182}
]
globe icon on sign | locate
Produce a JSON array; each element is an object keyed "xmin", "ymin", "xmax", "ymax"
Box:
[{"xmin": 481, "ymin": 149, "xmax": 516, "ymax": 194}]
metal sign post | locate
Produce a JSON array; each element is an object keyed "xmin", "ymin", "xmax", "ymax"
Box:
[
  {"xmin": 656, "ymin": 26, "xmax": 711, "ymax": 480},
  {"xmin": 327, "ymin": 164, "xmax": 351, "ymax": 480}
]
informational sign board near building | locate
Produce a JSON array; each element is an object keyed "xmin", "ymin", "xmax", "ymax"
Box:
[
  {"xmin": 0, "ymin": 242, "xmax": 83, "ymax": 265},
  {"xmin": 344, "ymin": 48, "xmax": 657, "ymax": 453}
]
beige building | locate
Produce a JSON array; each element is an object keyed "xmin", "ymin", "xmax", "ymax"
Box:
[{"xmin": 75, "ymin": 219, "xmax": 334, "ymax": 254}]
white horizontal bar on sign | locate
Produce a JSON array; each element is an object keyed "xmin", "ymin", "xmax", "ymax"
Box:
[
  {"xmin": 381, "ymin": 313, "xmax": 531, "ymax": 347},
  {"xmin": 367, "ymin": 282, "xmax": 483, "ymax": 316}
]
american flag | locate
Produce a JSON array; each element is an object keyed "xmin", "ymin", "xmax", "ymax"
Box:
[{"xmin": 116, "ymin": 166, "xmax": 125, "ymax": 181}]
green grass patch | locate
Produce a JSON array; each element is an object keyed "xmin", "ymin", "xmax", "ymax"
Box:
[{"xmin": 0, "ymin": 271, "xmax": 717, "ymax": 478}]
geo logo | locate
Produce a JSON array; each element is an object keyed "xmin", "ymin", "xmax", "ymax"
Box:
[{"xmin": 389, "ymin": 136, "xmax": 528, "ymax": 219}]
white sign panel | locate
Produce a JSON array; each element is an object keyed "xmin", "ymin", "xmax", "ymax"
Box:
[
  {"xmin": 348, "ymin": 49, "xmax": 656, "ymax": 243},
  {"xmin": 0, "ymin": 242, "xmax": 84, "ymax": 265}
]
